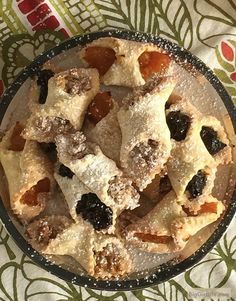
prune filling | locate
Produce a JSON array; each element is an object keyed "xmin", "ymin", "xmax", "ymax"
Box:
[
  {"xmin": 166, "ymin": 111, "xmax": 190, "ymax": 141},
  {"xmin": 76, "ymin": 193, "xmax": 113, "ymax": 231},
  {"xmin": 37, "ymin": 69, "xmax": 55, "ymax": 104},
  {"xmin": 200, "ymin": 126, "xmax": 226, "ymax": 156},
  {"xmin": 58, "ymin": 164, "xmax": 74, "ymax": 179},
  {"xmin": 186, "ymin": 170, "xmax": 207, "ymax": 198},
  {"xmin": 165, "ymin": 101, "xmax": 171, "ymax": 110}
]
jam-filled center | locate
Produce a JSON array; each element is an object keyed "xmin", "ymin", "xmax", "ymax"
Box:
[
  {"xmin": 138, "ymin": 51, "xmax": 170, "ymax": 80},
  {"xmin": 84, "ymin": 47, "xmax": 116, "ymax": 76},
  {"xmin": 87, "ymin": 91, "xmax": 113, "ymax": 124},
  {"xmin": 8, "ymin": 122, "xmax": 26, "ymax": 151},
  {"xmin": 20, "ymin": 177, "xmax": 50, "ymax": 206},
  {"xmin": 182, "ymin": 202, "xmax": 218, "ymax": 216},
  {"xmin": 76, "ymin": 193, "xmax": 113, "ymax": 231},
  {"xmin": 166, "ymin": 111, "xmax": 190, "ymax": 141},
  {"xmin": 135, "ymin": 233, "xmax": 172, "ymax": 244},
  {"xmin": 200, "ymin": 126, "xmax": 226, "ymax": 156}
]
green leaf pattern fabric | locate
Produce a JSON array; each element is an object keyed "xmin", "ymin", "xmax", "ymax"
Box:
[{"xmin": 0, "ymin": 0, "xmax": 235, "ymax": 300}]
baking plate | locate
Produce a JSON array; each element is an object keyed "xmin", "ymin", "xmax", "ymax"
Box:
[{"xmin": 0, "ymin": 30, "xmax": 235, "ymax": 291}]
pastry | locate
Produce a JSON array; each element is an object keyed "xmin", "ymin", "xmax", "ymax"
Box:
[
  {"xmin": 23, "ymin": 68, "xmax": 100, "ymax": 143},
  {"xmin": 118, "ymin": 76, "xmax": 175, "ymax": 190},
  {"xmin": 166, "ymin": 98, "xmax": 231, "ymax": 198},
  {"xmin": 0, "ymin": 37, "xmax": 231, "ymax": 279},
  {"xmin": 125, "ymin": 191, "xmax": 225, "ymax": 252},
  {"xmin": 55, "ymin": 131, "xmax": 140, "ymax": 232},
  {"xmin": 80, "ymin": 37, "xmax": 171, "ymax": 87},
  {"xmin": 86, "ymin": 100, "xmax": 122, "ymax": 164},
  {"xmin": 43, "ymin": 220, "xmax": 132, "ymax": 278},
  {"xmin": 0, "ymin": 123, "xmax": 54, "ymax": 222}
]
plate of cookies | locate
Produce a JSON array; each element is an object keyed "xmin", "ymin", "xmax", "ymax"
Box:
[{"xmin": 0, "ymin": 30, "xmax": 235, "ymax": 290}]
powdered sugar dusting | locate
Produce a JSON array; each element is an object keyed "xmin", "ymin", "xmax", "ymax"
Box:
[{"xmin": 0, "ymin": 29, "xmax": 235, "ymax": 289}]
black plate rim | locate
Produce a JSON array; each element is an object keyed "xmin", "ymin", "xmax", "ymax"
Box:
[{"xmin": 0, "ymin": 29, "xmax": 235, "ymax": 291}]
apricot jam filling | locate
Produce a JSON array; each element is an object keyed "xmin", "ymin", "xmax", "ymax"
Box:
[
  {"xmin": 8, "ymin": 122, "xmax": 26, "ymax": 152},
  {"xmin": 20, "ymin": 178, "xmax": 50, "ymax": 206},
  {"xmin": 84, "ymin": 47, "xmax": 116, "ymax": 76},
  {"xmin": 87, "ymin": 91, "xmax": 113, "ymax": 124},
  {"xmin": 135, "ymin": 233, "xmax": 172, "ymax": 244},
  {"xmin": 138, "ymin": 51, "xmax": 170, "ymax": 80},
  {"xmin": 182, "ymin": 202, "xmax": 218, "ymax": 216}
]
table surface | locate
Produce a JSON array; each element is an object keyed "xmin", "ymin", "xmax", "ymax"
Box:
[{"xmin": 0, "ymin": 0, "xmax": 236, "ymax": 300}]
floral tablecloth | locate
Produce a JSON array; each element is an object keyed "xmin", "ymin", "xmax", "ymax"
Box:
[{"xmin": 0, "ymin": 0, "xmax": 236, "ymax": 300}]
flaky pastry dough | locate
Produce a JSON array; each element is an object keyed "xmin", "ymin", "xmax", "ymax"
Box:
[
  {"xmin": 125, "ymin": 191, "xmax": 224, "ymax": 253},
  {"xmin": 54, "ymin": 171, "xmax": 118, "ymax": 234},
  {"xmin": 55, "ymin": 132, "xmax": 139, "ymax": 220},
  {"xmin": 86, "ymin": 101, "xmax": 122, "ymax": 164},
  {"xmin": 0, "ymin": 124, "xmax": 54, "ymax": 222},
  {"xmin": 26, "ymin": 215, "xmax": 72, "ymax": 251},
  {"xmin": 80, "ymin": 37, "xmax": 165, "ymax": 87},
  {"xmin": 118, "ymin": 76, "xmax": 175, "ymax": 190},
  {"xmin": 166, "ymin": 100, "xmax": 216, "ymax": 198},
  {"xmin": 23, "ymin": 68, "xmax": 99, "ymax": 143},
  {"xmin": 44, "ymin": 221, "xmax": 132, "ymax": 278}
]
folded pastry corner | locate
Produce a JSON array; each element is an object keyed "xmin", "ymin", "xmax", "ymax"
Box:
[
  {"xmin": 181, "ymin": 193, "xmax": 225, "ymax": 216},
  {"xmin": 171, "ymin": 197, "xmax": 225, "ymax": 249},
  {"xmin": 118, "ymin": 76, "xmax": 175, "ymax": 190},
  {"xmin": 55, "ymin": 131, "xmax": 140, "ymax": 218},
  {"xmin": 86, "ymin": 101, "xmax": 122, "ymax": 164},
  {"xmin": 80, "ymin": 37, "xmax": 171, "ymax": 87},
  {"xmin": 43, "ymin": 220, "xmax": 132, "ymax": 278},
  {"xmin": 23, "ymin": 68, "xmax": 100, "ymax": 143},
  {"xmin": 0, "ymin": 123, "xmax": 54, "ymax": 222},
  {"xmin": 25, "ymin": 215, "xmax": 72, "ymax": 251},
  {"xmin": 124, "ymin": 191, "xmax": 185, "ymax": 253},
  {"xmin": 166, "ymin": 98, "xmax": 231, "ymax": 199},
  {"xmin": 93, "ymin": 235, "xmax": 132, "ymax": 278},
  {"xmin": 124, "ymin": 191, "xmax": 225, "ymax": 253},
  {"xmin": 54, "ymin": 169, "xmax": 88, "ymax": 221},
  {"xmin": 43, "ymin": 221, "xmax": 96, "ymax": 275},
  {"xmin": 54, "ymin": 169, "xmax": 117, "ymax": 234}
]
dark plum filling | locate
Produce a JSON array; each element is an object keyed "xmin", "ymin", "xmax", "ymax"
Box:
[
  {"xmin": 58, "ymin": 164, "xmax": 74, "ymax": 179},
  {"xmin": 200, "ymin": 126, "xmax": 226, "ymax": 156},
  {"xmin": 186, "ymin": 170, "xmax": 207, "ymax": 198},
  {"xmin": 37, "ymin": 69, "xmax": 55, "ymax": 104},
  {"xmin": 76, "ymin": 193, "xmax": 113, "ymax": 231},
  {"xmin": 166, "ymin": 111, "xmax": 190, "ymax": 141}
]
